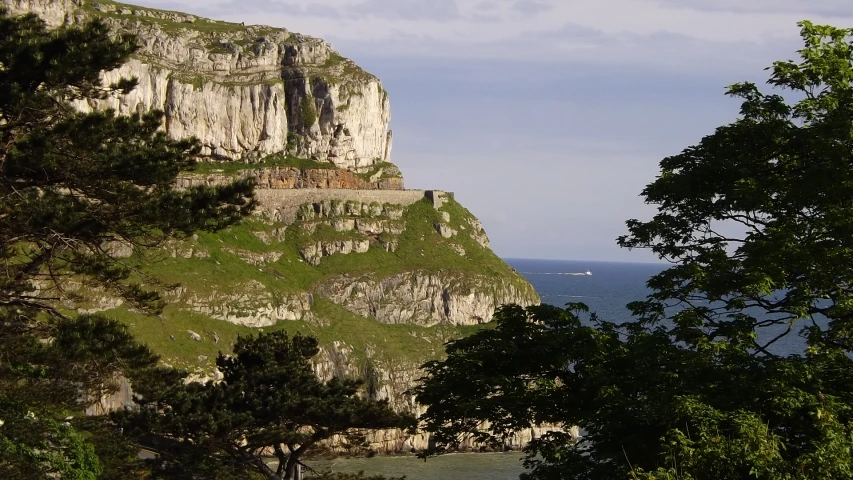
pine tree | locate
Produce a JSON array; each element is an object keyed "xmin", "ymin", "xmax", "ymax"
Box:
[
  {"xmin": 125, "ymin": 330, "xmax": 417, "ymax": 480},
  {"xmin": 0, "ymin": 8, "xmax": 254, "ymax": 477},
  {"xmin": 0, "ymin": 7, "xmax": 255, "ymax": 327}
]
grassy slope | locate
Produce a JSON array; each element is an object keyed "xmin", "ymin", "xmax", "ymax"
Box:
[
  {"xmin": 66, "ymin": 1, "xmax": 533, "ymax": 376},
  {"xmin": 133, "ymin": 198, "xmax": 533, "ymax": 297},
  {"xmin": 98, "ymin": 197, "xmax": 532, "ymax": 374}
]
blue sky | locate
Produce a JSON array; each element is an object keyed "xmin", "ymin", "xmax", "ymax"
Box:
[{"xmin": 134, "ymin": 0, "xmax": 853, "ymax": 262}]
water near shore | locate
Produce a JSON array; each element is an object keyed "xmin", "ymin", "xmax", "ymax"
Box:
[{"xmin": 307, "ymin": 452, "xmax": 527, "ymax": 479}]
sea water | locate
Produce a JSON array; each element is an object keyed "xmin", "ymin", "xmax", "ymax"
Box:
[{"xmin": 308, "ymin": 258, "xmax": 808, "ymax": 479}]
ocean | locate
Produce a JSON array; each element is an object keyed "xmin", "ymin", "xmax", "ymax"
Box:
[
  {"xmin": 505, "ymin": 258, "xmax": 667, "ymax": 323},
  {"xmin": 308, "ymin": 258, "xmax": 808, "ymax": 479}
]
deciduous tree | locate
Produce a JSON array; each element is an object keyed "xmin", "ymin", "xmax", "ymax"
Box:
[{"xmin": 414, "ymin": 21, "xmax": 853, "ymax": 480}]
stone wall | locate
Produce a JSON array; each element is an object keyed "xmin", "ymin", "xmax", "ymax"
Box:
[
  {"xmin": 255, "ymin": 188, "xmax": 450, "ymax": 223},
  {"xmin": 176, "ymin": 164, "xmax": 404, "ymax": 190}
]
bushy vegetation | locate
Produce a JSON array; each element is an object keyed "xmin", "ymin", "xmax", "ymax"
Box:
[
  {"xmin": 0, "ymin": 8, "xmax": 408, "ymax": 478},
  {"xmin": 414, "ymin": 20, "xmax": 853, "ymax": 480},
  {"xmin": 121, "ymin": 330, "xmax": 415, "ymax": 480},
  {"xmin": 301, "ymin": 95, "xmax": 318, "ymax": 129},
  {"xmin": 14, "ymin": 3, "xmax": 853, "ymax": 480}
]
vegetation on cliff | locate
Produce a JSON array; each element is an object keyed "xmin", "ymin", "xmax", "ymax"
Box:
[
  {"xmin": 415, "ymin": 21, "xmax": 853, "ymax": 480},
  {"xmin": 122, "ymin": 330, "xmax": 415, "ymax": 480},
  {"xmin": 93, "ymin": 194, "xmax": 534, "ymax": 375},
  {"xmin": 0, "ymin": 9, "xmax": 407, "ymax": 478}
]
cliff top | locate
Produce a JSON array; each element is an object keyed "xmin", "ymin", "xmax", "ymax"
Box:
[{"xmin": 74, "ymin": 1, "xmax": 376, "ymax": 83}]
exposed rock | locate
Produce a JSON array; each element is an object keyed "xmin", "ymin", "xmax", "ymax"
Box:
[
  {"xmin": 331, "ymin": 218, "xmax": 356, "ymax": 231},
  {"xmin": 8, "ymin": 0, "xmax": 550, "ymax": 455},
  {"xmin": 253, "ymin": 227, "xmax": 287, "ymax": 244},
  {"xmin": 434, "ymin": 222, "xmax": 456, "ymax": 238},
  {"xmin": 355, "ymin": 218, "xmax": 404, "ymax": 235},
  {"xmin": 172, "ymin": 281, "xmax": 312, "ymax": 326},
  {"xmin": 222, "ymin": 247, "xmax": 283, "ymax": 265},
  {"xmin": 3, "ymin": 1, "xmax": 393, "ymax": 168},
  {"xmin": 163, "ymin": 238, "xmax": 209, "ymax": 259},
  {"xmin": 102, "ymin": 239, "xmax": 134, "ymax": 258},
  {"xmin": 176, "ymin": 164, "xmax": 403, "ymax": 190},
  {"xmin": 379, "ymin": 236, "xmax": 399, "ymax": 252},
  {"xmin": 467, "ymin": 217, "xmax": 491, "ymax": 248},
  {"xmin": 313, "ymin": 271, "xmax": 539, "ymax": 326},
  {"xmin": 299, "ymin": 238, "xmax": 370, "ymax": 265}
]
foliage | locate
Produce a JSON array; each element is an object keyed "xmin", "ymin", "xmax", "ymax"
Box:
[
  {"xmin": 0, "ymin": 415, "xmax": 101, "ymax": 480},
  {"xmin": 415, "ymin": 304, "xmax": 853, "ymax": 479},
  {"xmin": 0, "ymin": 315, "xmax": 160, "ymax": 478},
  {"xmin": 301, "ymin": 95, "xmax": 318, "ymax": 129},
  {"xmin": 617, "ymin": 20, "xmax": 853, "ymax": 356},
  {"xmin": 122, "ymin": 330, "xmax": 417, "ymax": 480},
  {"xmin": 0, "ymin": 8, "xmax": 255, "ymax": 325},
  {"xmin": 72, "ymin": 416, "xmax": 149, "ymax": 480},
  {"xmin": 307, "ymin": 471, "xmax": 405, "ymax": 480},
  {"xmin": 415, "ymin": 21, "xmax": 853, "ymax": 480},
  {"xmin": 90, "ymin": 196, "xmax": 531, "ymax": 369},
  {"xmin": 0, "ymin": 8, "xmax": 252, "ymax": 476}
]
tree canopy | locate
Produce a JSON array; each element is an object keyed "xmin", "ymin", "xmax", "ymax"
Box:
[
  {"xmin": 124, "ymin": 330, "xmax": 417, "ymax": 480},
  {"xmin": 0, "ymin": 8, "xmax": 255, "ymax": 325},
  {"xmin": 0, "ymin": 8, "xmax": 254, "ymax": 477},
  {"xmin": 414, "ymin": 21, "xmax": 853, "ymax": 480}
]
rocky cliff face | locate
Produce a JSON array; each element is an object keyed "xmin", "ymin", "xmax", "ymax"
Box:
[
  {"xmin": 9, "ymin": 0, "xmax": 547, "ymax": 455},
  {"xmin": 4, "ymin": 0, "xmax": 392, "ymax": 169}
]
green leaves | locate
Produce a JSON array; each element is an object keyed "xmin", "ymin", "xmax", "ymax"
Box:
[
  {"xmin": 0, "ymin": 416, "xmax": 103, "ymax": 480},
  {"xmin": 418, "ymin": 20, "xmax": 853, "ymax": 480},
  {"xmin": 0, "ymin": 9, "xmax": 255, "ymax": 477},
  {"xmin": 0, "ymin": 9, "xmax": 256, "ymax": 321},
  {"xmin": 618, "ymin": 20, "xmax": 853, "ymax": 353},
  {"xmin": 125, "ymin": 330, "xmax": 415, "ymax": 480}
]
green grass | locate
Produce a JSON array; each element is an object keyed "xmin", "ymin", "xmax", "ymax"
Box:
[
  {"xmin": 307, "ymin": 198, "xmax": 535, "ymax": 293},
  {"xmin": 99, "ymin": 298, "xmax": 490, "ymax": 373},
  {"xmin": 188, "ymin": 155, "xmax": 336, "ymax": 175},
  {"xmin": 99, "ymin": 196, "xmax": 535, "ymax": 375},
  {"xmin": 131, "ymin": 196, "xmax": 535, "ymax": 298},
  {"xmin": 300, "ymin": 96, "xmax": 318, "ymax": 128},
  {"xmin": 355, "ymin": 162, "xmax": 400, "ymax": 182},
  {"xmin": 82, "ymin": 1, "xmax": 249, "ymax": 33}
]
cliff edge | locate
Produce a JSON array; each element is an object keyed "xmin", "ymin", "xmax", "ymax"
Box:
[{"xmin": 6, "ymin": 0, "xmax": 543, "ymax": 454}]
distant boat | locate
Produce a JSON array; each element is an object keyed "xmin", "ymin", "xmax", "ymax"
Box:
[{"xmin": 585, "ymin": 270, "xmax": 592, "ymax": 276}]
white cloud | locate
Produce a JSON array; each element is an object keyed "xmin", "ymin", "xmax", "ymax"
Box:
[
  {"xmin": 130, "ymin": 0, "xmax": 853, "ymax": 74},
  {"xmin": 655, "ymin": 0, "xmax": 853, "ymax": 16}
]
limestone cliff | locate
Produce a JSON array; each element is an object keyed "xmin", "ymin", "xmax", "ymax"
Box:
[
  {"xmin": 5, "ymin": 0, "xmax": 391, "ymax": 169},
  {"xmin": 8, "ymin": 0, "xmax": 545, "ymax": 454}
]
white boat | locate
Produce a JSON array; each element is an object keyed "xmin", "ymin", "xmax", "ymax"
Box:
[{"xmin": 585, "ymin": 270, "xmax": 592, "ymax": 276}]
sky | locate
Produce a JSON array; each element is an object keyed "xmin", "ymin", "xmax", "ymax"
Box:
[{"xmin": 132, "ymin": 0, "xmax": 853, "ymax": 262}]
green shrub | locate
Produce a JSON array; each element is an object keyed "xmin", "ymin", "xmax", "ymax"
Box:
[{"xmin": 301, "ymin": 95, "xmax": 317, "ymax": 128}]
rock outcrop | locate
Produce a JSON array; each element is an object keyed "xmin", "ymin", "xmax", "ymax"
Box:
[
  {"xmin": 8, "ymin": 0, "xmax": 548, "ymax": 455},
  {"xmin": 4, "ymin": 0, "xmax": 392, "ymax": 169},
  {"xmin": 314, "ymin": 272, "xmax": 533, "ymax": 326}
]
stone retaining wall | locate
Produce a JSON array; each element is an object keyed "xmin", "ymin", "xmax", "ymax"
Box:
[{"xmin": 255, "ymin": 188, "xmax": 451, "ymax": 223}]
